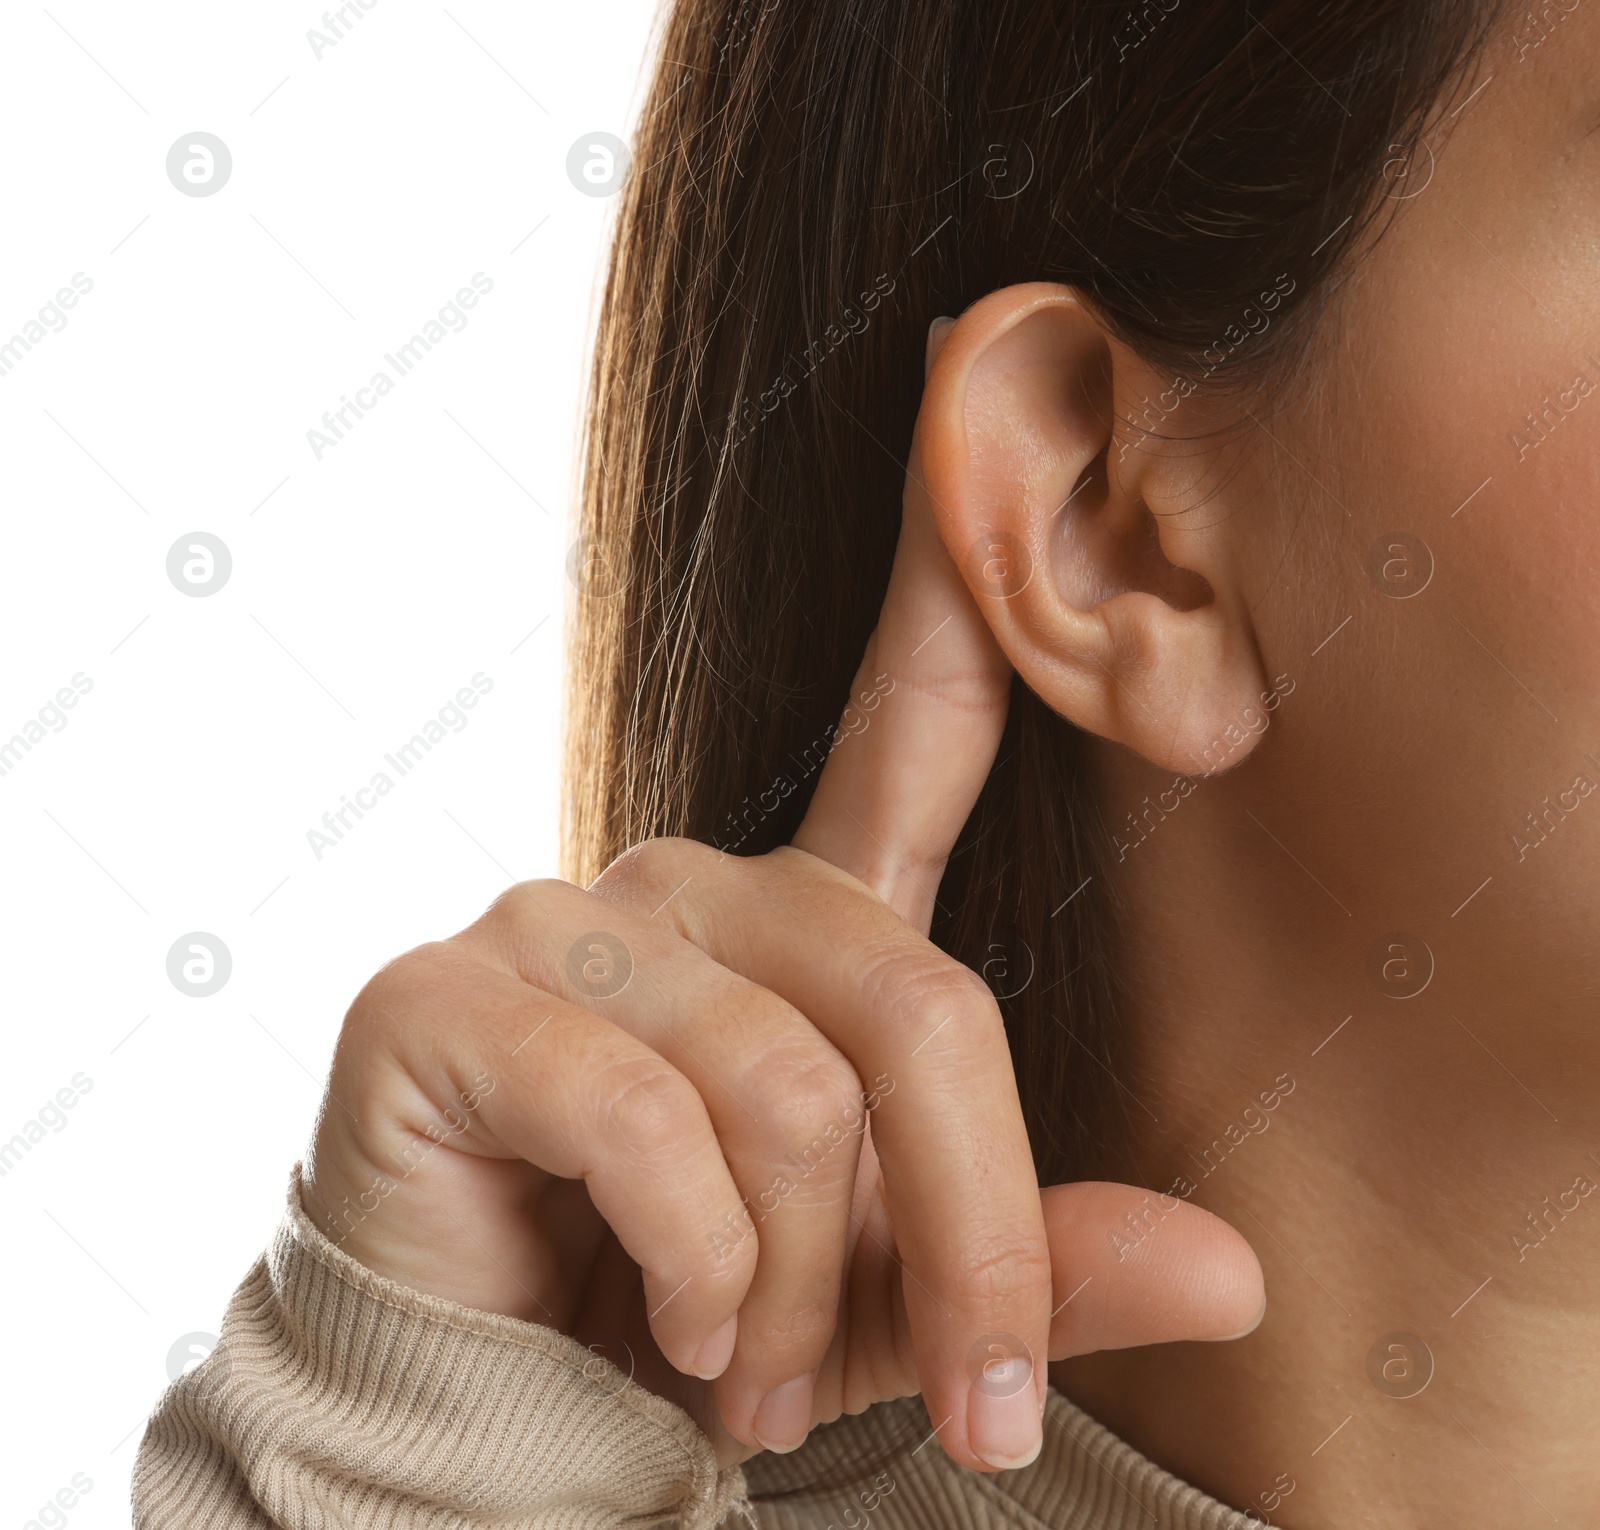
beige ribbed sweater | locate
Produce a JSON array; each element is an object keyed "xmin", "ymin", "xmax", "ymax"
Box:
[{"xmin": 133, "ymin": 1167, "xmax": 1257, "ymax": 1528}]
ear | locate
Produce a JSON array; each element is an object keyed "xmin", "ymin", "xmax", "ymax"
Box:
[{"xmin": 918, "ymin": 284, "xmax": 1270, "ymax": 776}]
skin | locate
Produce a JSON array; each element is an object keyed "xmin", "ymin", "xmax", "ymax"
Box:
[
  {"xmin": 299, "ymin": 7, "xmax": 1596, "ymax": 1522},
  {"xmin": 300, "ymin": 321, "xmax": 1263, "ymax": 1484},
  {"xmin": 1035, "ymin": 11, "xmax": 1600, "ymax": 1528}
]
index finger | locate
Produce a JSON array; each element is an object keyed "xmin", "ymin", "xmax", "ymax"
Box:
[
  {"xmin": 615, "ymin": 839, "xmax": 1053, "ymax": 1473},
  {"xmin": 791, "ymin": 317, "xmax": 1012, "ymax": 935},
  {"xmin": 767, "ymin": 317, "xmax": 1048, "ymax": 1471}
]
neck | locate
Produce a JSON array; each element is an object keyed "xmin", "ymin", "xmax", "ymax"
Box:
[{"xmin": 1049, "ymin": 743, "xmax": 1600, "ymax": 1528}]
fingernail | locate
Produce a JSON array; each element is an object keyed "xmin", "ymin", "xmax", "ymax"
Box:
[
  {"xmin": 925, "ymin": 314, "xmax": 956, "ymax": 374},
  {"xmin": 1204, "ymin": 1292, "xmax": 1267, "ymax": 1342},
  {"xmin": 692, "ymin": 1314, "xmax": 738, "ymax": 1379},
  {"xmin": 752, "ymin": 1373, "xmax": 815, "ymax": 1453},
  {"xmin": 969, "ymin": 1358, "xmax": 1043, "ymax": 1470}
]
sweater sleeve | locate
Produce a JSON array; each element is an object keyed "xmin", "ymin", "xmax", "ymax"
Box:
[{"xmin": 132, "ymin": 1165, "xmax": 754, "ymax": 1530}]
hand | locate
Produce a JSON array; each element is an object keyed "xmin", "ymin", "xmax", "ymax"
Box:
[{"xmin": 300, "ymin": 317, "xmax": 1264, "ymax": 1476}]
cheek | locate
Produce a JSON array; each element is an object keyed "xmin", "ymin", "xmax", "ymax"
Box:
[{"xmin": 1236, "ymin": 81, "xmax": 1600, "ymax": 931}]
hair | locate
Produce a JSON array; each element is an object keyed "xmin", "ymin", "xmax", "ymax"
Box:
[{"xmin": 564, "ymin": 0, "xmax": 1502, "ymax": 1481}]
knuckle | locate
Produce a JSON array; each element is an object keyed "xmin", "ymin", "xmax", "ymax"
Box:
[
  {"xmin": 596, "ymin": 836, "xmax": 695, "ymax": 889},
  {"xmin": 591, "ymin": 836, "xmax": 716, "ymax": 916},
  {"xmin": 345, "ymin": 940, "xmax": 457, "ymax": 1037},
  {"xmin": 482, "ymin": 877, "xmax": 573, "ymax": 932},
  {"xmin": 859, "ymin": 946, "xmax": 1003, "ymax": 1054},
  {"xmin": 599, "ymin": 1057, "xmax": 709, "ymax": 1160},
  {"xmin": 747, "ymin": 1298, "xmax": 840, "ymax": 1366},
  {"xmin": 944, "ymin": 1237, "xmax": 1054, "ymax": 1314},
  {"xmin": 759, "ymin": 1051, "xmax": 866, "ymax": 1159}
]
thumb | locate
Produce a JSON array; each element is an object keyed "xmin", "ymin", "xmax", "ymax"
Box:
[
  {"xmin": 792, "ymin": 315, "xmax": 1011, "ymax": 934},
  {"xmin": 1040, "ymin": 1182, "xmax": 1267, "ymax": 1356}
]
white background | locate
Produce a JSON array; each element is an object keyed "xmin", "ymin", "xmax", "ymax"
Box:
[{"xmin": 0, "ymin": 3, "xmax": 662, "ymax": 1521}]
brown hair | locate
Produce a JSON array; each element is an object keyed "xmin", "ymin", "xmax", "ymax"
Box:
[{"xmin": 564, "ymin": 0, "xmax": 1503, "ymax": 1195}]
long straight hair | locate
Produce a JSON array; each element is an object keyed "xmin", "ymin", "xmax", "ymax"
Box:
[{"xmin": 565, "ymin": 0, "xmax": 1503, "ymax": 1190}]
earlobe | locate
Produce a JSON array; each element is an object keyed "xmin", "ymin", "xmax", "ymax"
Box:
[{"xmin": 919, "ymin": 284, "xmax": 1270, "ymax": 776}]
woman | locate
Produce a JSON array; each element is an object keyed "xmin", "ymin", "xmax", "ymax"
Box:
[{"xmin": 134, "ymin": 0, "xmax": 1590, "ymax": 1523}]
